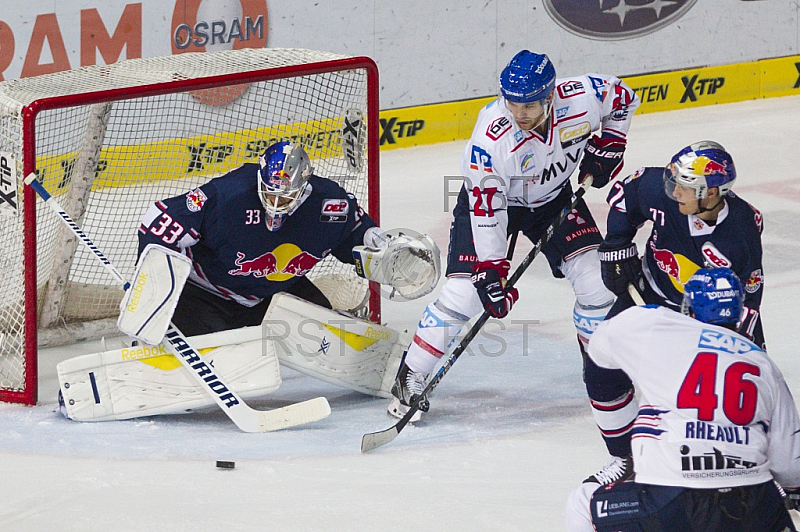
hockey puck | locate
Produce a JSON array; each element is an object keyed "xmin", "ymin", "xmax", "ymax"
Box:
[{"xmin": 216, "ymin": 460, "xmax": 235, "ymax": 469}]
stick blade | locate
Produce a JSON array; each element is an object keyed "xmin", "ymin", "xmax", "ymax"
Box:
[
  {"xmin": 251, "ymin": 396, "xmax": 331, "ymax": 433},
  {"xmin": 361, "ymin": 426, "xmax": 399, "ymax": 452}
]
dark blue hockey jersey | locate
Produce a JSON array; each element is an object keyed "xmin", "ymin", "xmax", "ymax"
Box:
[
  {"xmin": 138, "ymin": 163, "xmax": 376, "ymax": 306},
  {"xmin": 604, "ymin": 166, "xmax": 764, "ymax": 341}
]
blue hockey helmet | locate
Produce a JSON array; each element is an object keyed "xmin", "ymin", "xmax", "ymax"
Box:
[
  {"xmin": 681, "ymin": 268, "xmax": 744, "ymax": 327},
  {"xmin": 664, "ymin": 141, "xmax": 737, "ymax": 200},
  {"xmin": 500, "ymin": 50, "xmax": 556, "ymax": 104},
  {"xmin": 257, "ymin": 141, "xmax": 313, "ymax": 231}
]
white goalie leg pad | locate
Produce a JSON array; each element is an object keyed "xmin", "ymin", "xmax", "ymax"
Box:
[
  {"xmin": 117, "ymin": 244, "xmax": 192, "ymax": 345},
  {"xmin": 57, "ymin": 327, "xmax": 281, "ymax": 422},
  {"xmin": 263, "ymin": 293, "xmax": 410, "ymax": 398},
  {"xmin": 353, "ymin": 228, "xmax": 441, "ymax": 301}
]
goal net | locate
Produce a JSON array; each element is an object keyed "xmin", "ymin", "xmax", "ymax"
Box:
[{"xmin": 0, "ymin": 48, "xmax": 380, "ymax": 405}]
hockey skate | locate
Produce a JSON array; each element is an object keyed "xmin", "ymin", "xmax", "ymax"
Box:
[
  {"xmin": 584, "ymin": 455, "xmax": 634, "ymax": 485},
  {"xmin": 388, "ymin": 361, "xmax": 430, "ymax": 423}
]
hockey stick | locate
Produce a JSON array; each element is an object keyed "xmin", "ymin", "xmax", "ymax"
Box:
[
  {"xmin": 25, "ymin": 174, "xmax": 331, "ymax": 432},
  {"xmin": 361, "ymin": 177, "xmax": 594, "ymax": 452},
  {"xmin": 627, "ymin": 283, "xmax": 645, "ymax": 306}
]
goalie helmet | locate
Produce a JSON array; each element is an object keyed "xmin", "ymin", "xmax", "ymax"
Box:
[
  {"xmin": 664, "ymin": 141, "xmax": 736, "ymax": 200},
  {"xmin": 681, "ymin": 267, "xmax": 744, "ymax": 327},
  {"xmin": 257, "ymin": 141, "xmax": 313, "ymax": 232}
]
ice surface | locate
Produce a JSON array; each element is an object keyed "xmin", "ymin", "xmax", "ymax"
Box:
[{"xmin": 1, "ymin": 95, "xmax": 799, "ymax": 531}]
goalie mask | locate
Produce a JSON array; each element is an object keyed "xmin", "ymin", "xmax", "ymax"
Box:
[
  {"xmin": 664, "ymin": 141, "xmax": 736, "ymax": 201},
  {"xmin": 258, "ymin": 141, "xmax": 313, "ymax": 231},
  {"xmin": 499, "ymin": 50, "xmax": 556, "ymax": 131},
  {"xmin": 681, "ymin": 267, "xmax": 744, "ymax": 327}
]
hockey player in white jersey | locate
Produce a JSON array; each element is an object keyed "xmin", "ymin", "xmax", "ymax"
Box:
[
  {"xmin": 565, "ymin": 268, "xmax": 800, "ymax": 531},
  {"xmin": 387, "ymin": 50, "xmax": 640, "ymax": 420}
]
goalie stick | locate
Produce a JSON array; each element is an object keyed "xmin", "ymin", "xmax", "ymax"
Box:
[
  {"xmin": 25, "ymin": 174, "xmax": 331, "ymax": 433},
  {"xmin": 361, "ymin": 177, "xmax": 595, "ymax": 452}
]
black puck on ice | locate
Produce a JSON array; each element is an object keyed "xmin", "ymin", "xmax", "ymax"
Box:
[{"xmin": 216, "ymin": 460, "xmax": 235, "ymax": 469}]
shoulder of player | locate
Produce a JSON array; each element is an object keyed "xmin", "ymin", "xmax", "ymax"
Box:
[
  {"xmin": 306, "ymin": 175, "xmax": 351, "ymax": 199},
  {"xmin": 552, "ymin": 74, "xmax": 612, "ymax": 105},
  {"xmin": 467, "ymin": 101, "xmax": 515, "ymax": 145},
  {"xmin": 724, "ymin": 192, "xmax": 760, "ymax": 217}
]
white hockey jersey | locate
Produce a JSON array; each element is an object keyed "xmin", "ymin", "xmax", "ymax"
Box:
[
  {"xmin": 589, "ymin": 305, "xmax": 800, "ymax": 489},
  {"xmin": 459, "ymin": 74, "xmax": 639, "ymax": 262}
]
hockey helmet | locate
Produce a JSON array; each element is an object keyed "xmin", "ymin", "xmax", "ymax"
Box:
[
  {"xmin": 500, "ymin": 50, "xmax": 556, "ymax": 104},
  {"xmin": 664, "ymin": 141, "xmax": 737, "ymax": 200},
  {"xmin": 681, "ymin": 267, "xmax": 744, "ymax": 327},
  {"xmin": 257, "ymin": 141, "xmax": 313, "ymax": 231}
]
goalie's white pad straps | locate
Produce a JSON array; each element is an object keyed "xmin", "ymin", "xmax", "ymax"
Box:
[
  {"xmin": 352, "ymin": 228, "xmax": 441, "ymax": 301},
  {"xmin": 117, "ymin": 244, "xmax": 191, "ymax": 345},
  {"xmin": 263, "ymin": 293, "xmax": 410, "ymax": 398},
  {"xmin": 57, "ymin": 326, "xmax": 282, "ymax": 422}
]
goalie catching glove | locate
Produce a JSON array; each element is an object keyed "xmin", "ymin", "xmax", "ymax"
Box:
[
  {"xmin": 352, "ymin": 228, "xmax": 441, "ymax": 301},
  {"xmin": 471, "ymin": 259, "xmax": 519, "ymax": 318},
  {"xmin": 578, "ymin": 135, "xmax": 626, "ymax": 189}
]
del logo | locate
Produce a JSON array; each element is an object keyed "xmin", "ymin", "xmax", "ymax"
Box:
[
  {"xmin": 322, "ymin": 199, "xmax": 349, "ymax": 214},
  {"xmin": 698, "ymin": 329, "xmax": 758, "ymax": 356},
  {"xmin": 228, "ymin": 243, "xmax": 320, "ymax": 280},
  {"xmin": 701, "ymin": 242, "xmax": 731, "ymax": 268},
  {"xmin": 543, "ymin": 0, "xmax": 698, "ymax": 40},
  {"xmin": 559, "ymin": 121, "xmax": 591, "ymax": 147},
  {"xmin": 321, "ymin": 199, "xmax": 349, "ymax": 222},
  {"xmin": 185, "ymin": 188, "xmax": 207, "ymax": 212}
]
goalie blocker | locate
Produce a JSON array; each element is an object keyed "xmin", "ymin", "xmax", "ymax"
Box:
[
  {"xmin": 117, "ymin": 244, "xmax": 192, "ymax": 346},
  {"xmin": 58, "ymin": 293, "xmax": 408, "ymax": 422}
]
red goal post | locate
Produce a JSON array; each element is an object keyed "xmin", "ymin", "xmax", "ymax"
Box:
[{"xmin": 0, "ymin": 48, "xmax": 380, "ymax": 405}]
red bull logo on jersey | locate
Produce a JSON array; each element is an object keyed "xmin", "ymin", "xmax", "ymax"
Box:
[
  {"xmin": 690, "ymin": 156, "xmax": 728, "ymax": 177},
  {"xmin": 185, "ymin": 188, "xmax": 207, "ymax": 212},
  {"xmin": 744, "ymin": 269, "xmax": 763, "ymax": 294},
  {"xmin": 649, "ymin": 241, "xmax": 700, "ymax": 292},
  {"xmin": 228, "ymin": 243, "xmax": 320, "ymax": 281}
]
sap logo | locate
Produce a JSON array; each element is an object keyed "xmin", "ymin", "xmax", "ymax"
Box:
[
  {"xmin": 555, "ymin": 106, "xmax": 569, "ymax": 119},
  {"xmin": 698, "ymin": 329, "xmax": 758, "ymax": 355},
  {"xmin": 419, "ymin": 309, "xmax": 446, "ymax": 329},
  {"xmin": 680, "ymin": 75, "xmax": 725, "ymax": 103}
]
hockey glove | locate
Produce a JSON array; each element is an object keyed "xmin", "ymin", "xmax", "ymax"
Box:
[
  {"xmin": 784, "ymin": 487, "xmax": 800, "ymax": 512},
  {"xmin": 578, "ymin": 135, "xmax": 626, "ymax": 189},
  {"xmin": 598, "ymin": 242, "xmax": 642, "ymax": 297},
  {"xmin": 471, "ymin": 259, "xmax": 519, "ymax": 319}
]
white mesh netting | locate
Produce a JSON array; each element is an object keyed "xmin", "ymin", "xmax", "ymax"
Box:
[{"xmin": 0, "ymin": 48, "xmax": 377, "ymax": 403}]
